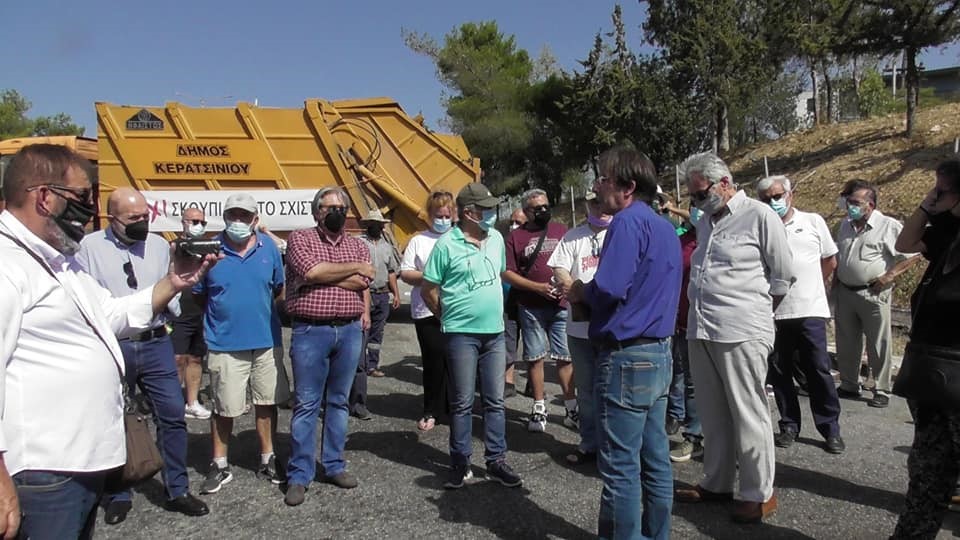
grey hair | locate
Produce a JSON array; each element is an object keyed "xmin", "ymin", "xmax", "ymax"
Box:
[
  {"xmin": 756, "ymin": 175, "xmax": 792, "ymax": 194},
  {"xmin": 311, "ymin": 186, "xmax": 350, "ymax": 213},
  {"xmin": 680, "ymin": 152, "xmax": 734, "ymax": 185},
  {"xmin": 521, "ymin": 188, "xmax": 548, "ymax": 207}
]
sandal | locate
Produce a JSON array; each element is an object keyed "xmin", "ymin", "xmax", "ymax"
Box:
[{"xmin": 417, "ymin": 415, "xmax": 436, "ymax": 432}]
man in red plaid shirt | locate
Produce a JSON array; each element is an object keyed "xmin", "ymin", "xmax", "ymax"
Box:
[{"xmin": 282, "ymin": 187, "xmax": 373, "ymax": 507}]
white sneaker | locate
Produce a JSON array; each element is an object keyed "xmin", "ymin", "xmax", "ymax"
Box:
[
  {"xmin": 527, "ymin": 403, "xmax": 547, "ymax": 433},
  {"xmin": 185, "ymin": 402, "xmax": 212, "ymax": 420}
]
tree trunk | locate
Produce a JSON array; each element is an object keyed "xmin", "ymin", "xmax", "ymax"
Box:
[
  {"xmin": 852, "ymin": 55, "xmax": 863, "ymax": 118},
  {"xmin": 905, "ymin": 46, "xmax": 919, "ymax": 137},
  {"xmin": 716, "ymin": 101, "xmax": 730, "ymax": 153},
  {"xmin": 810, "ymin": 64, "xmax": 820, "ymax": 126},
  {"xmin": 823, "ymin": 67, "xmax": 834, "ymax": 124}
]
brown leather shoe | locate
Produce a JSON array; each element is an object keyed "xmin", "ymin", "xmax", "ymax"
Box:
[
  {"xmin": 675, "ymin": 484, "xmax": 734, "ymax": 503},
  {"xmin": 731, "ymin": 492, "xmax": 778, "ymax": 523}
]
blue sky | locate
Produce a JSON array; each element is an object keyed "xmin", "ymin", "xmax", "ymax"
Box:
[{"xmin": 8, "ymin": 0, "xmax": 960, "ymax": 137}]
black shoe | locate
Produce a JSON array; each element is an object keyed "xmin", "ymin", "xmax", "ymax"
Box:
[
  {"xmin": 323, "ymin": 471, "xmax": 358, "ymax": 489},
  {"xmin": 486, "ymin": 460, "xmax": 522, "ymax": 487},
  {"xmin": 837, "ymin": 387, "xmax": 862, "ymax": 400},
  {"xmin": 351, "ymin": 405, "xmax": 373, "ymax": 420},
  {"xmin": 504, "ymin": 383, "xmax": 517, "ymax": 399},
  {"xmin": 444, "ymin": 464, "xmax": 473, "ymax": 489},
  {"xmin": 825, "ymin": 435, "xmax": 846, "ymax": 454},
  {"xmin": 665, "ymin": 416, "xmax": 681, "ymax": 436},
  {"xmin": 284, "ymin": 484, "xmax": 307, "ymax": 506},
  {"xmin": 257, "ymin": 455, "xmax": 285, "ymax": 485},
  {"xmin": 200, "ymin": 461, "xmax": 233, "ymax": 494},
  {"xmin": 165, "ymin": 493, "xmax": 209, "ymax": 517},
  {"xmin": 868, "ymin": 393, "xmax": 889, "ymax": 408},
  {"xmin": 104, "ymin": 500, "xmax": 132, "ymax": 525},
  {"xmin": 774, "ymin": 429, "xmax": 797, "ymax": 448}
]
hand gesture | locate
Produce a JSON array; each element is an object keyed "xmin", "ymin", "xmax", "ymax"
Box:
[{"xmin": 170, "ymin": 250, "xmax": 221, "ymax": 291}]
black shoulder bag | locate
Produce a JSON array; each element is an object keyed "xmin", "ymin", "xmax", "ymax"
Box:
[{"xmin": 505, "ymin": 228, "xmax": 548, "ymax": 321}]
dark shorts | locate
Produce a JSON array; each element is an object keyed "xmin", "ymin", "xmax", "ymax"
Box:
[{"xmin": 171, "ymin": 320, "xmax": 207, "ymax": 357}]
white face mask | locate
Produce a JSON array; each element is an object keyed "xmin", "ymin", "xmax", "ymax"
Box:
[
  {"xmin": 187, "ymin": 223, "xmax": 206, "ymax": 238},
  {"xmin": 510, "ymin": 223, "xmax": 520, "ymax": 231}
]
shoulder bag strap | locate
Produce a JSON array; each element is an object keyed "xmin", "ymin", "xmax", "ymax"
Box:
[{"xmin": 518, "ymin": 228, "xmax": 549, "ymax": 277}]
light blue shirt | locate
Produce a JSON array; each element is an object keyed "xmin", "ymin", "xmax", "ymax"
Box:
[{"xmin": 76, "ymin": 227, "xmax": 180, "ymax": 326}]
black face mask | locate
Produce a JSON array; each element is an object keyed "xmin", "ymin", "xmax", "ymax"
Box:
[
  {"xmin": 123, "ymin": 220, "xmax": 149, "ymax": 242},
  {"xmin": 532, "ymin": 208, "xmax": 551, "ymax": 227},
  {"xmin": 52, "ymin": 196, "xmax": 97, "ymax": 243},
  {"xmin": 366, "ymin": 224, "xmax": 384, "ymax": 239},
  {"xmin": 324, "ymin": 209, "xmax": 347, "ymax": 233}
]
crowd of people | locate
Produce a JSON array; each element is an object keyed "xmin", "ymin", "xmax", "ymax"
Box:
[{"xmin": 1, "ymin": 141, "xmax": 958, "ymax": 539}]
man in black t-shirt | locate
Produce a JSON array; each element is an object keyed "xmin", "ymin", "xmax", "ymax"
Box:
[{"xmin": 173, "ymin": 207, "xmax": 212, "ymax": 419}]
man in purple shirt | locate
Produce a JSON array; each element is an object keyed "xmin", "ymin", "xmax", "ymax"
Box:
[{"xmin": 569, "ymin": 146, "xmax": 681, "ymax": 540}]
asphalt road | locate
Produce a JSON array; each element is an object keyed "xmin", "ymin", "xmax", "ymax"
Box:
[{"xmin": 97, "ymin": 299, "xmax": 960, "ymax": 540}]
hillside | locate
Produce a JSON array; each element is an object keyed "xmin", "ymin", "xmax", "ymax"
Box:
[{"xmin": 723, "ymin": 102, "xmax": 960, "ymax": 307}]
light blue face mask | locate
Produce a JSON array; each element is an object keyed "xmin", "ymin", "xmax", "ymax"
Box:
[
  {"xmin": 225, "ymin": 220, "xmax": 253, "ymax": 242},
  {"xmin": 847, "ymin": 204, "xmax": 864, "ymax": 221},
  {"xmin": 769, "ymin": 198, "xmax": 789, "ymax": 217},
  {"xmin": 433, "ymin": 217, "xmax": 452, "ymax": 234},
  {"xmin": 479, "ymin": 209, "xmax": 497, "ymax": 231}
]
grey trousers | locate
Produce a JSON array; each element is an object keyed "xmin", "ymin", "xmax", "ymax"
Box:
[
  {"xmin": 834, "ymin": 285, "xmax": 893, "ymax": 394},
  {"xmin": 689, "ymin": 339, "xmax": 776, "ymax": 503}
]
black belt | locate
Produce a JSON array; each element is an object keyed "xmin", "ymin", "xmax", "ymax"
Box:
[
  {"xmin": 371, "ymin": 287, "xmax": 390, "ymax": 294},
  {"xmin": 604, "ymin": 336, "xmax": 666, "ymax": 350},
  {"xmin": 291, "ymin": 316, "xmax": 359, "ymax": 327},
  {"xmin": 839, "ymin": 281, "xmax": 871, "ymax": 292},
  {"xmin": 123, "ymin": 326, "xmax": 169, "ymax": 342}
]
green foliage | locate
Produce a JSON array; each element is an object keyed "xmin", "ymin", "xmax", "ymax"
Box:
[
  {"xmin": 0, "ymin": 89, "xmax": 84, "ymax": 139},
  {"xmin": 730, "ymin": 68, "xmax": 805, "ymax": 146},
  {"xmin": 858, "ymin": 69, "xmax": 897, "ymax": 118}
]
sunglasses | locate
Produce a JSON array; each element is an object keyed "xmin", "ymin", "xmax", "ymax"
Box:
[
  {"xmin": 123, "ymin": 260, "xmax": 138, "ymax": 289},
  {"xmin": 321, "ymin": 205, "xmax": 347, "ymax": 214},
  {"xmin": 758, "ymin": 192, "xmax": 787, "ymax": 204},
  {"xmin": 184, "ymin": 219, "xmax": 207, "ymax": 226},
  {"xmin": 689, "ymin": 182, "xmax": 716, "ymax": 202},
  {"xmin": 27, "ymin": 184, "xmax": 93, "ymax": 203},
  {"xmin": 526, "ymin": 204, "xmax": 550, "ymax": 213}
]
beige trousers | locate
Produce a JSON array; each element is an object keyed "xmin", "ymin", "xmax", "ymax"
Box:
[
  {"xmin": 689, "ymin": 339, "xmax": 776, "ymax": 503},
  {"xmin": 834, "ymin": 285, "xmax": 893, "ymax": 394}
]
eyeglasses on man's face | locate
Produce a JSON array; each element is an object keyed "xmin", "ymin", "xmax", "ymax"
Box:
[
  {"xmin": 27, "ymin": 184, "xmax": 94, "ymax": 204},
  {"xmin": 758, "ymin": 191, "xmax": 787, "ymax": 204},
  {"xmin": 689, "ymin": 182, "xmax": 716, "ymax": 203},
  {"xmin": 183, "ymin": 218, "xmax": 207, "ymax": 226}
]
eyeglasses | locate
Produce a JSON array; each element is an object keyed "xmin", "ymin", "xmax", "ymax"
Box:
[
  {"xmin": 689, "ymin": 182, "xmax": 716, "ymax": 203},
  {"xmin": 758, "ymin": 192, "xmax": 786, "ymax": 204},
  {"xmin": 27, "ymin": 184, "xmax": 93, "ymax": 203},
  {"xmin": 321, "ymin": 205, "xmax": 347, "ymax": 214},
  {"xmin": 183, "ymin": 219, "xmax": 207, "ymax": 226},
  {"xmin": 466, "ymin": 254, "xmax": 498, "ymax": 291},
  {"xmin": 122, "ymin": 260, "xmax": 138, "ymax": 289},
  {"xmin": 526, "ymin": 204, "xmax": 550, "ymax": 213}
]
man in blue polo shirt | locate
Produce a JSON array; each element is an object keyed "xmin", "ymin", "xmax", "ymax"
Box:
[
  {"xmin": 569, "ymin": 147, "xmax": 681, "ymax": 540},
  {"xmin": 194, "ymin": 193, "xmax": 289, "ymax": 495}
]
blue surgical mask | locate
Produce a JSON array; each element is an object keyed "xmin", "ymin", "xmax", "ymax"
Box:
[
  {"xmin": 847, "ymin": 205, "xmax": 864, "ymax": 221},
  {"xmin": 769, "ymin": 198, "xmax": 789, "ymax": 217},
  {"xmin": 187, "ymin": 223, "xmax": 206, "ymax": 238},
  {"xmin": 689, "ymin": 207, "xmax": 703, "ymax": 224},
  {"xmin": 225, "ymin": 220, "xmax": 253, "ymax": 242},
  {"xmin": 479, "ymin": 209, "xmax": 497, "ymax": 231},
  {"xmin": 433, "ymin": 217, "xmax": 452, "ymax": 234}
]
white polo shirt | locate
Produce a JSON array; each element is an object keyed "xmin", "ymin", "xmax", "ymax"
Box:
[{"xmin": 775, "ymin": 209, "xmax": 838, "ymax": 320}]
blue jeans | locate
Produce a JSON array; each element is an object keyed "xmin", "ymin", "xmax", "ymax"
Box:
[
  {"xmin": 288, "ymin": 321, "xmax": 362, "ymax": 484},
  {"xmin": 445, "ymin": 333, "xmax": 507, "ymax": 466},
  {"xmin": 108, "ymin": 335, "xmax": 189, "ymax": 503},
  {"xmin": 596, "ymin": 338, "xmax": 673, "ymax": 540},
  {"xmin": 518, "ymin": 305, "xmax": 570, "ymax": 362},
  {"xmin": 568, "ymin": 336, "xmax": 600, "ymax": 453},
  {"xmin": 667, "ymin": 333, "xmax": 702, "ymax": 442},
  {"xmin": 15, "ymin": 470, "xmax": 105, "ymax": 540}
]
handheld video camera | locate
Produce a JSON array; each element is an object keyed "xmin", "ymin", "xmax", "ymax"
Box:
[{"xmin": 173, "ymin": 238, "xmax": 222, "ymax": 260}]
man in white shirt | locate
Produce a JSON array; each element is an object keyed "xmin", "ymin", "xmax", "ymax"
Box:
[
  {"xmin": 834, "ymin": 180, "xmax": 920, "ymax": 408},
  {"xmin": 0, "ymin": 144, "xmax": 215, "ymax": 539},
  {"xmin": 675, "ymin": 153, "xmax": 794, "ymax": 524},
  {"xmin": 757, "ymin": 176, "xmax": 844, "ymax": 455},
  {"xmin": 548, "ymin": 193, "xmax": 611, "ymax": 466}
]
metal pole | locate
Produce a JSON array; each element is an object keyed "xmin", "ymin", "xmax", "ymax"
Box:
[
  {"xmin": 764, "ymin": 156, "xmax": 769, "ymax": 177},
  {"xmin": 955, "ymin": 137, "xmax": 959, "ymax": 154},
  {"xmin": 570, "ymin": 186, "xmax": 576, "ymax": 227}
]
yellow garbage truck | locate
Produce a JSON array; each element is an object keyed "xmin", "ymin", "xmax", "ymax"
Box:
[{"xmin": 94, "ymin": 98, "xmax": 480, "ymax": 248}]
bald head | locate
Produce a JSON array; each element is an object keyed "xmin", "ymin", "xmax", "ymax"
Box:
[{"xmin": 107, "ymin": 187, "xmax": 146, "ymax": 217}]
